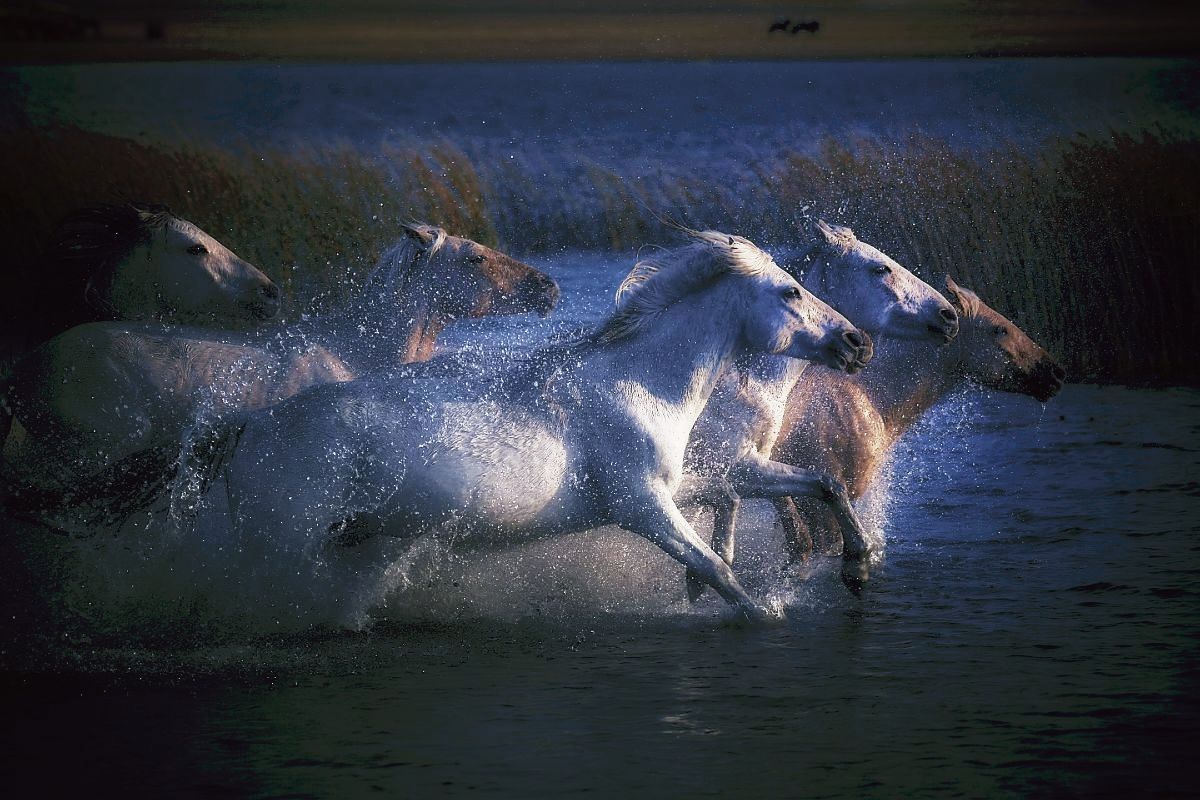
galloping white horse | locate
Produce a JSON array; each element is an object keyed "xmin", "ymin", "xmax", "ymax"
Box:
[
  {"xmin": 1, "ymin": 224, "xmax": 559, "ymax": 511},
  {"xmin": 53, "ymin": 202, "xmax": 281, "ymax": 325},
  {"xmin": 212, "ymin": 229, "xmax": 872, "ymax": 621},
  {"xmin": 683, "ymin": 219, "xmax": 959, "ymax": 594}
]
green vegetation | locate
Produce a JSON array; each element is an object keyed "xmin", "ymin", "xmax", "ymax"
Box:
[{"xmin": 2, "ymin": 124, "xmax": 1196, "ymax": 385}]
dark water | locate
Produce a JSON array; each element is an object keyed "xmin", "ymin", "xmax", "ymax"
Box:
[{"xmin": 2, "ymin": 246, "xmax": 1198, "ymax": 794}]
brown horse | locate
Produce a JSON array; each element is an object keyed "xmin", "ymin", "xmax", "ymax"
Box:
[
  {"xmin": 1, "ymin": 224, "xmax": 559, "ymax": 511},
  {"xmin": 764, "ymin": 276, "xmax": 1065, "ymax": 563}
]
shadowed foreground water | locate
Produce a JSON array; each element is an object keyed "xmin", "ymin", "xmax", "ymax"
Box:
[{"xmin": 2, "ymin": 382, "xmax": 1197, "ymax": 798}]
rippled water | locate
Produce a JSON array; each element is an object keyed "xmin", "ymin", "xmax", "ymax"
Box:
[{"xmin": 2, "ymin": 246, "xmax": 1198, "ymax": 795}]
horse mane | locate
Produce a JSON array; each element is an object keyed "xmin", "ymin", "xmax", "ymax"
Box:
[
  {"xmin": 593, "ymin": 228, "xmax": 775, "ymax": 345},
  {"xmin": 358, "ymin": 222, "xmax": 449, "ymax": 302},
  {"xmin": 50, "ymin": 202, "xmax": 176, "ymax": 316}
]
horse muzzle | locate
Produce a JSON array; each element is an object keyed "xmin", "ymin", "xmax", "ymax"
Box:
[
  {"xmin": 824, "ymin": 329, "xmax": 873, "ymax": 374},
  {"xmin": 1030, "ymin": 361, "xmax": 1066, "ymax": 402},
  {"xmin": 512, "ymin": 273, "xmax": 561, "ymax": 317},
  {"xmin": 247, "ymin": 281, "xmax": 282, "ymax": 320},
  {"xmin": 928, "ymin": 306, "xmax": 959, "ymax": 344}
]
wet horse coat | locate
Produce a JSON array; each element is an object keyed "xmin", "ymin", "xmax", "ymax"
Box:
[
  {"xmin": 769, "ymin": 277, "xmax": 1065, "ymax": 561},
  {"xmin": 0, "ymin": 225, "xmax": 559, "ymax": 509},
  {"xmin": 683, "ymin": 220, "xmax": 959, "ymax": 593},
  {"xmin": 214, "ymin": 230, "xmax": 872, "ymax": 621}
]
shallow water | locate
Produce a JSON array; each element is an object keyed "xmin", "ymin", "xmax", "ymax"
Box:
[
  {"xmin": 3, "ymin": 245, "xmax": 1198, "ymax": 794},
  {"xmin": 3, "ymin": 59, "xmax": 1199, "ymax": 794}
]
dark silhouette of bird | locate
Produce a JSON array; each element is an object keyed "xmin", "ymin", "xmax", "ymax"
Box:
[
  {"xmin": 792, "ymin": 20, "xmax": 820, "ymax": 34},
  {"xmin": 768, "ymin": 18, "xmax": 791, "ymax": 33}
]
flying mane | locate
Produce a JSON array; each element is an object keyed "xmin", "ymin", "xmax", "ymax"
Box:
[
  {"xmin": 356, "ymin": 222, "xmax": 449, "ymax": 308},
  {"xmin": 595, "ymin": 229, "xmax": 775, "ymax": 345},
  {"xmin": 50, "ymin": 202, "xmax": 176, "ymax": 316}
]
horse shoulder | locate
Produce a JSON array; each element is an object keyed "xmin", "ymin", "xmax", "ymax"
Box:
[{"xmin": 776, "ymin": 371, "xmax": 885, "ymax": 499}]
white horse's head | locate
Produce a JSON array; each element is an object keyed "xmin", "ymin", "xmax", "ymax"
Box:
[
  {"xmin": 782, "ymin": 219, "xmax": 959, "ymax": 344},
  {"xmin": 945, "ymin": 276, "xmax": 1065, "ymax": 402},
  {"xmin": 56, "ymin": 204, "xmax": 280, "ymax": 325},
  {"xmin": 608, "ymin": 229, "xmax": 873, "ymax": 373},
  {"xmin": 360, "ymin": 223, "xmax": 560, "ymax": 321}
]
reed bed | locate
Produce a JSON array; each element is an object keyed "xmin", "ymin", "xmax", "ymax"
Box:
[{"xmin": 1, "ymin": 124, "xmax": 1195, "ymax": 385}]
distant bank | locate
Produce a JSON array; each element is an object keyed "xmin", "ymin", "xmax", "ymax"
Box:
[{"xmin": 2, "ymin": 7, "xmax": 1199, "ymax": 64}]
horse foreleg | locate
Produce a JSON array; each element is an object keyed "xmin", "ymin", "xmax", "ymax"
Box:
[
  {"xmin": 674, "ymin": 474, "xmax": 740, "ymax": 603},
  {"xmin": 610, "ymin": 484, "xmax": 771, "ymax": 623},
  {"xmin": 728, "ymin": 454, "xmax": 872, "ymax": 592}
]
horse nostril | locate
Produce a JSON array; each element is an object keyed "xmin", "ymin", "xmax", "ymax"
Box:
[
  {"xmin": 843, "ymin": 330, "xmax": 865, "ymax": 349},
  {"xmin": 1051, "ymin": 364, "xmax": 1066, "ymax": 382},
  {"xmin": 939, "ymin": 307, "xmax": 958, "ymax": 323}
]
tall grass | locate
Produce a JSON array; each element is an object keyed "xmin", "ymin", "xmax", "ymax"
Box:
[{"xmin": 1, "ymin": 124, "xmax": 1195, "ymax": 385}]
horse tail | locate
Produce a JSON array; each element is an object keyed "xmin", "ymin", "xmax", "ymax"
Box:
[{"xmin": 183, "ymin": 415, "xmax": 247, "ymax": 500}]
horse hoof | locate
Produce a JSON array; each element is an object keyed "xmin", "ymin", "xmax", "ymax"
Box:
[
  {"xmin": 685, "ymin": 569, "xmax": 707, "ymax": 603},
  {"xmin": 735, "ymin": 602, "xmax": 777, "ymax": 625},
  {"xmin": 840, "ymin": 555, "xmax": 870, "ymax": 596}
]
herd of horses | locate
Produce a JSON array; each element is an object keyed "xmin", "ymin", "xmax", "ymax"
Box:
[{"xmin": 0, "ymin": 203, "xmax": 1064, "ymax": 624}]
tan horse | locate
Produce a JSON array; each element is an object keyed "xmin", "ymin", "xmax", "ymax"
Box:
[
  {"xmin": 765, "ymin": 276, "xmax": 1065, "ymax": 562},
  {"xmin": 0, "ymin": 224, "xmax": 559, "ymax": 511}
]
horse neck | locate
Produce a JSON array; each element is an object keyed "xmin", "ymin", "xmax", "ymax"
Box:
[
  {"xmin": 587, "ymin": 285, "xmax": 745, "ymax": 426},
  {"xmin": 320, "ymin": 283, "xmax": 446, "ymax": 371},
  {"xmin": 737, "ymin": 353, "xmax": 809, "ymax": 407},
  {"xmin": 692, "ymin": 352, "xmax": 807, "ymax": 468},
  {"xmin": 856, "ymin": 337, "xmax": 964, "ymax": 440},
  {"xmin": 105, "ymin": 247, "xmax": 161, "ymax": 319}
]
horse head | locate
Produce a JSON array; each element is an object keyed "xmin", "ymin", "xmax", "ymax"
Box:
[
  {"xmin": 787, "ymin": 219, "xmax": 958, "ymax": 344},
  {"xmin": 717, "ymin": 232, "xmax": 873, "ymax": 374},
  {"xmin": 944, "ymin": 276, "xmax": 1065, "ymax": 402},
  {"xmin": 133, "ymin": 216, "xmax": 280, "ymax": 323},
  {"xmin": 394, "ymin": 223, "xmax": 559, "ymax": 322},
  {"xmin": 58, "ymin": 203, "xmax": 280, "ymax": 325}
]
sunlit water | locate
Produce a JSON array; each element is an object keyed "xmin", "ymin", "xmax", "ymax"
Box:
[{"xmin": 2, "ymin": 249, "xmax": 1198, "ymax": 796}]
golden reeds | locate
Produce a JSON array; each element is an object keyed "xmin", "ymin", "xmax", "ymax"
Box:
[{"xmin": 1, "ymin": 125, "xmax": 1194, "ymax": 385}]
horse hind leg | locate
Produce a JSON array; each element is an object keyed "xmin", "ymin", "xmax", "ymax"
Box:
[{"xmin": 774, "ymin": 495, "xmax": 814, "ymax": 565}]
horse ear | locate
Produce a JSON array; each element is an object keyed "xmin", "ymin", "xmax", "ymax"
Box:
[
  {"xmin": 402, "ymin": 223, "xmax": 435, "ymax": 247},
  {"xmin": 813, "ymin": 219, "xmax": 855, "ymax": 251},
  {"xmin": 814, "ymin": 219, "xmax": 839, "ymax": 246},
  {"xmin": 944, "ymin": 275, "xmax": 980, "ymax": 315}
]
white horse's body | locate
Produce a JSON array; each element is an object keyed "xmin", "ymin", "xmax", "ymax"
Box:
[
  {"xmin": 682, "ymin": 221, "xmax": 959, "ymax": 591},
  {"xmin": 217, "ymin": 231, "xmax": 871, "ymax": 620},
  {"xmin": 1, "ymin": 225, "xmax": 558, "ymax": 506}
]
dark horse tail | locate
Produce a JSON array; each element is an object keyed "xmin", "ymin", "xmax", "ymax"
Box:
[{"xmin": 3, "ymin": 417, "xmax": 246, "ymax": 536}]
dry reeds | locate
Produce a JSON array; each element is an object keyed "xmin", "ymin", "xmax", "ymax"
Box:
[{"xmin": 1, "ymin": 124, "xmax": 1194, "ymax": 385}]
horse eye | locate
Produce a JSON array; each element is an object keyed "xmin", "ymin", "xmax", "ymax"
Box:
[
  {"xmin": 468, "ymin": 254, "xmax": 487, "ymax": 264},
  {"xmin": 994, "ymin": 325, "xmax": 1008, "ymax": 337},
  {"xmin": 871, "ymin": 264, "xmax": 891, "ymax": 275},
  {"xmin": 187, "ymin": 244, "xmax": 208, "ymax": 256},
  {"xmin": 783, "ymin": 286, "xmax": 803, "ymax": 300}
]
